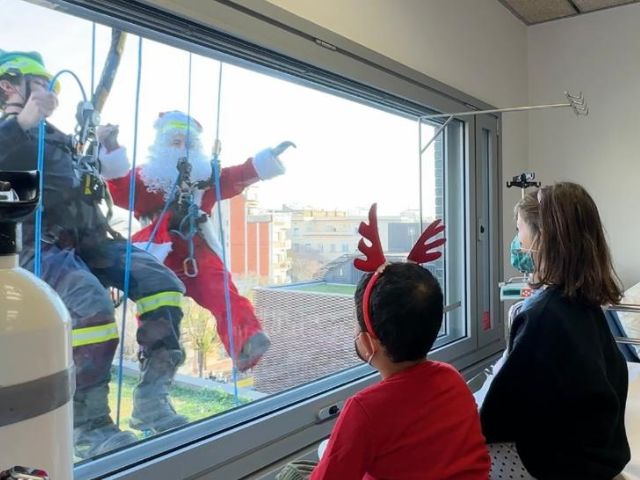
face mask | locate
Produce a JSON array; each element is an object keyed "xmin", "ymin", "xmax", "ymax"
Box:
[{"xmin": 510, "ymin": 234, "xmax": 534, "ymax": 274}]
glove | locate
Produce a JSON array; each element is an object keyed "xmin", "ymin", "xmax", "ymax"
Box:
[
  {"xmin": 96, "ymin": 124, "xmax": 120, "ymax": 152},
  {"xmin": 252, "ymin": 141, "xmax": 296, "ymax": 180},
  {"xmin": 16, "ymin": 90, "xmax": 58, "ymax": 131}
]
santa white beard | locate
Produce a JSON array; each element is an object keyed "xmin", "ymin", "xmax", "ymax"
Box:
[{"xmin": 140, "ymin": 142, "xmax": 212, "ymax": 199}]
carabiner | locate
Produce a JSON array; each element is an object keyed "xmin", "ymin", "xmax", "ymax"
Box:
[{"xmin": 183, "ymin": 257, "xmax": 199, "ymax": 278}]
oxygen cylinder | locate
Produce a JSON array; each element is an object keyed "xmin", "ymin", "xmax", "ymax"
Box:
[{"xmin": 0, "ymin": 171, "xmax": 74, "ymax": 479}]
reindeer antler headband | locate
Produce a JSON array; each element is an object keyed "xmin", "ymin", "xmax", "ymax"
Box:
[{"xmin": 354, "ymin": 203, "xmax": 445, "ymax": 339}]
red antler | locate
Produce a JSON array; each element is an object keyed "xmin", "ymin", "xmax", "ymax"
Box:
[
  {"xmin": 407, "ymin": 219, "xmax": 446, "ymax": 264},
  {"xmin": 354, "ymin": 203, "xmax": 386, "ymax": 272}
]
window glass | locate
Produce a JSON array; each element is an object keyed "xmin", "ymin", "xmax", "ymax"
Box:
[{"xmin": 0, "ymin": 0, "xmax": 469, "ymax": 470}]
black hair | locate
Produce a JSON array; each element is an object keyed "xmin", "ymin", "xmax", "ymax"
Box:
[{"xmin": 354, "ymin": 262, "xmax": 444, "ymax": 362}]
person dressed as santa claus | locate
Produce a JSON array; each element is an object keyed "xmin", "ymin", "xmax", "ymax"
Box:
[{"xmin": 97, "ymin": 111, "xmax": 294, "ymax": 372}]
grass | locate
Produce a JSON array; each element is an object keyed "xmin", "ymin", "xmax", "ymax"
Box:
[
  {"xmin": 107, "ymin": 370, "xmax": 250, "ymax": 435},
  {"xmin": 288, "ymin": 282, "xmax": 356, "ymax": 295}
]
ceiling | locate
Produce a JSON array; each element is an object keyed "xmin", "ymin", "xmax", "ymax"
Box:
[{"xmin": 498, "ymin": 0, "xmax": 640, "ymax": 24}]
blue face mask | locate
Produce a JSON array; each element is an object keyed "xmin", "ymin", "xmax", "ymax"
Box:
[{"xmin": 510, "ymin": 235, "xmax": 534, "ymax": 274}]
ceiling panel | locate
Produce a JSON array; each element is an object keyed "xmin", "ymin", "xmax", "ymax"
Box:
[
  {"xmin": 499, "ymin": 0, "xmax": 640, "ymax": 24},
  {"xmin": 573, "ymin": 0, "xmax": 639, "ymax": 12},
  {"xmin": 500, "ymin": 0, "xmax": 576, "ymax": 24}
]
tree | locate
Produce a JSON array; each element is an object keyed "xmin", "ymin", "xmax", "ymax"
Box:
[
  {"xmin": 289, "ymin": 251, "xmax": 323, "ymax": 282},
  {"xmin": 181, "ymin": 298, "xmax": 221, "ymax": 378}
]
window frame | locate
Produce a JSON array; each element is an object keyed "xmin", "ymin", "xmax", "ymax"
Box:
[{"xmin": 33, "ymin": 0, "xmax": 507, "ymax": 478}]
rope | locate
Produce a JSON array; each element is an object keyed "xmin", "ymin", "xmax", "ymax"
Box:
[
  {"xmin": 143, "ymin": 52, "xmax": 193, "ymax": 252},
  {"xmin": 35, "ymin": 70, "xmax": 88, "ymax": 277},
  {"xmin": 210, "ymin": 62, "xmax": 240, "ymax": 404},
  {"xmin": 186, "ymin": 53, "xmax": 193, "ymax": 163},
  {"xmin": 90, "ymin": 23, "xmax": 96, "ymax": 94},
  {"xmin": 115, "ymin": 36, "xmax": 144, "ymax": 426},
  {"xmin": 181, "ymin": 53, "xmax": 197, "ymax": 274}
]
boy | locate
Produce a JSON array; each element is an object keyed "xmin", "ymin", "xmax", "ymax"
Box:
[{"xmin": 280, "ymin": 262, "xmax": 490, "ymax": 479}]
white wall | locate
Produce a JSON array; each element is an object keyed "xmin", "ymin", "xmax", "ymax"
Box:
[
  {"xmin": 528, "ymin": 3, "xmax": 640, "ymax": 288},
  {"xmin": 265, "ymin": 0, "xmax": 529, "ymax": 278}
]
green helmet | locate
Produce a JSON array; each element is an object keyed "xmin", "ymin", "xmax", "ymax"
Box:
[{"xmin": 0, "ymin": 50, "xmax": 60, "ymax": 93}]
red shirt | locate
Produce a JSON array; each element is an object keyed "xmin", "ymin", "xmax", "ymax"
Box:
[{"xmin": 311, "ymin": 361, "xmax": 490, "ymax": 480}]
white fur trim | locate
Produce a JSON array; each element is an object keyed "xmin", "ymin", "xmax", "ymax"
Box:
[
  {"xmin": 99, "ymin": 146, "xmax": 131, "ymax": 180},
  {"xmin": 252, "ymin": 148, "xmax": 285, "ymax": 180},
  {"xmin": 133, "ymin": 241, "xmax": 172, "ymax": 263},
  {"xmin": 198, "ymin": 215, "xmax": 224, "ymax": 258}
]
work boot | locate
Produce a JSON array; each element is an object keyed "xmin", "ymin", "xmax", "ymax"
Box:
[
  {"xmin": 129, "ymin": 348, "xmax": 189, "ymax": 434},
  {"xmin": 237, "ymin": 331, "xmax": 271, "ymax": 372},
  {"xmin": 73, "ymin": 385, "xmax": 138, "ymax": 459}
]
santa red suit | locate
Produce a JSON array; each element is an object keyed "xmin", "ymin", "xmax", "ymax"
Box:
[{"xmin": 99, "ymin": 111, "xmax": 292, "ymax": 371}]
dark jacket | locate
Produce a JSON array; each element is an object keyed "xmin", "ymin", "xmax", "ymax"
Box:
[
  {"xmin": 0, "ymin": 115, "xmax": 107, "ymax": 247},
  {"xmin": 481, "ymin": 287, "xmax": 630, "ymax": 479}
]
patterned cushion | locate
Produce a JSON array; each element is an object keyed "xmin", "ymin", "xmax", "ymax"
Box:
[{"xmin": 619, "ymin": 282, "xmax": 640, "ymax": 357}]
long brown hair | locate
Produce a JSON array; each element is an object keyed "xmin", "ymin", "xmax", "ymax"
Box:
[{"xmin": 534, "ymin": 182, "xmax": 622, "ymax": 305}]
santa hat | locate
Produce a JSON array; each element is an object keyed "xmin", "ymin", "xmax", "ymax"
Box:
[{"xmin": 153, "ymin": 111, "xmax": 203, "ymax": 140}]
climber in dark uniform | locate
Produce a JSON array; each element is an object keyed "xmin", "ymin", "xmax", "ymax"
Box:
[{"xmin": 0, "ymin": 50, "xmax": 190, "ymax": 459}]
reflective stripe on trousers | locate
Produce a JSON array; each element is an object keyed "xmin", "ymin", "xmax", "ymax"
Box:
[
  {"xmin": 72, "ymin": 322, "xmax": 119, "ymax": 347},
  {"xmin": 136, "ymin": 291, "xmax": 183, "ymax": 316}
]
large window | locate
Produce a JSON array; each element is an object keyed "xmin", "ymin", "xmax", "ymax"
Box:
[{"xmin": 0, "ymin": 1, "xmax": 503, "ymax": 478}]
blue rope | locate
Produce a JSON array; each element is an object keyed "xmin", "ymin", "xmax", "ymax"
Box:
[
  {"xmin": 210, "ymin": 63, "xmax": 239, "ymax": 404},
  {"xmin": 181, "ymin": 53, "xmax": 197, "ymax": 268},
  {"xmin": 185, "ymin": 53, "xmax": 192, "ymax": 163},
  {"xmin": 212, "ymin": 153, "xmax": 239, "ymax": 404},
  {"xmin": 143, "ymin": 179, "xmax": 177, "ymax": 251},
  {"xmin": 115, "ymin": 36, "xmax": 143, "ymax": 426},
  {"xmin": 34, "ymin": 121, "xmax": 45, "ymax": 277},
  {"xmin": 90, "ymin": 23, "xmax": 96, "ymax": 94},
  {"xmin": 35, "ymin": 70, "xmax": 88, "ymax": 277}
]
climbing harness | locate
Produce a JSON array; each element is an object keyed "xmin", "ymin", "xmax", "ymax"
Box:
[{"xmin": 169, "ymin": 157, "xmax": 207, "ymax": 278}]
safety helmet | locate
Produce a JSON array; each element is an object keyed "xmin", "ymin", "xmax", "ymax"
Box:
[
  {"xmin": 0, "ymin": 50, "xmax": 60, "ymax": 94},
  {"xmin": 154, "ymin": 111, "xmax": 203, "ymax": 138}
]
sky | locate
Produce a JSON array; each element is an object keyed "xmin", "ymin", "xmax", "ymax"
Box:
[{"xmin": 1, "ymin": 0, "xmax": 438, "ymax": 218}]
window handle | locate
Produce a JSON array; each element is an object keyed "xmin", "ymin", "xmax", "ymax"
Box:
[{"xmin": 316, "ymin": 401, "xmax": 344, "ymax": 422}]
